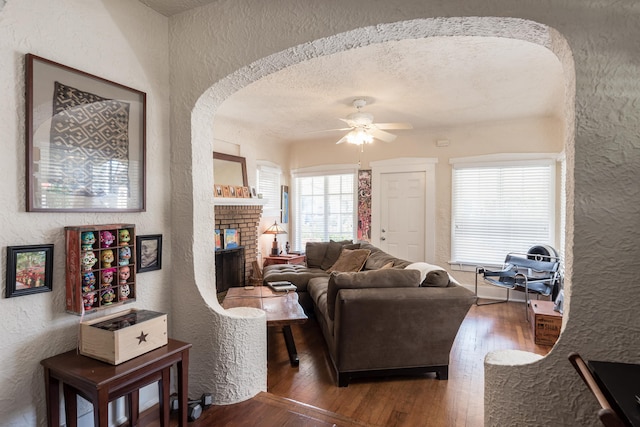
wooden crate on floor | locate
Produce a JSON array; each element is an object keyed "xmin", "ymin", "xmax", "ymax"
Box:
[{"xmin": 529, "ymin": 300, "xmax": 562, "ymax": 346}]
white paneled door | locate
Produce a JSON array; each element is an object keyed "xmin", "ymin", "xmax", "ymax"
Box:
[{"xmin": 379, "ymin": 171, "xmax": 426, "ymax": 262}]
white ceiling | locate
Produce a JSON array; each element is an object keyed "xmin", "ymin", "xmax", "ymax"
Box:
[{"xmin": 139, "ymin": 1, "xmax": 565, "ymax": 145}]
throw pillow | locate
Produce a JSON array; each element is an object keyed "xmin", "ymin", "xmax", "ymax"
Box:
[
  {"xmin": 326, "ymin": 248, "xmax": 371, "ymax": 273},
  {"xmin": 320, "ymin": 239, "xmax": 354, "ymax": 270},
  {"xmin": 326, "ymin": 268, "xmax": 421, "ymax": 320},
  {"xmin": 423, "ymin": 269, "xmax": 450, "ymax": 287},
  {"xmin": 305, "ymin": 242, "xmax": 328, "ymax": 268}
]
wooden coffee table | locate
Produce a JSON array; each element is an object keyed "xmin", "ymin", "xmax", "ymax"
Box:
[{"xmin": 222, "ymin": 286, "xmax": 308, "ymax": 366}]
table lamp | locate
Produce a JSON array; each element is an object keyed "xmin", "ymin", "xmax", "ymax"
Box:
[{"xmin": 263, "ymin": 221, "xmax": 287, "ymax": 256}]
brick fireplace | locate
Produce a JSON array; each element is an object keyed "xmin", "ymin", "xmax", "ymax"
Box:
[{"xmin": 214, "ymin": 203, "xmax": 263, "ymax": 289}]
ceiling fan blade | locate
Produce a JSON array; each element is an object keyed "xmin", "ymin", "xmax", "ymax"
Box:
[
  {"xmin": 370, "ymin": 128, "xmax": 397, "ymax": 143},
  {"xmin": 374, "ymin": 122, "xmax": 413, "ymax": 130},
  {"xmin": 305, "ymin": 127, "xmax": 352, "ymax": 134},
  {"xmin": 336, "ymin": 134, "xmax": 349, "ymax": 144}
]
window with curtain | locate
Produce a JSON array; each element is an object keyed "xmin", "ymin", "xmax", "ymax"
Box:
[
  {"xmin": 451, "ymin": 158, "xmax": 556, "ymax": 267},
  {"xmin": 256, "ymin": 162, "xmax": 281, "ymax": 216},
  {"xmin": 293, "ymin": 169, "xmax": 356, "ymax": 251}
]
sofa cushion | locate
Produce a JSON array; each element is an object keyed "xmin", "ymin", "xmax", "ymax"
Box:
[
  {"xmin": 405, "ymin": 262, "xmax": 451, "ymax": 287},
  {"xmin": 326, "ymin": 268, "xmax": 421, "ymax": 320},
  {"xmin": 321, "ymin": 240, "xmax": 355, "ymax": 270},
  {"xmin": 326, "ymin": 248, "xmax": 371, "ymax": 273},
  {"xmin": 262, "ymin": 264, "xmax": 327, "ymax": 293}
]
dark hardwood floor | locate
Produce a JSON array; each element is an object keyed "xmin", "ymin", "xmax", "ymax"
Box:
[{"xmin": 169, "ymin": 301, "xmax": 552, "ymax": 426}]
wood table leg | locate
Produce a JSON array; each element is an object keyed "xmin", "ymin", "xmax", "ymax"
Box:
[
  {"xmin": 62, "ymin": 384, "xmax": 77, "ymax": 427},
  {"xmin": 159, "ymin": 367, "xmax": 170, "ymax": 427},
  {"xmin": 282, "ymin": 325, "xmax": 299, "ymax": 367},
  {"xmin": 177, "ymin": 350, "xmax": 189, "ymax": 426},
  {"xmin": 129, "ymin": 390, "xmax": 139, "ymax": 426},
  {"xmin": 44, "ymin": 369, "xmax": 59, "ymax": 427}
]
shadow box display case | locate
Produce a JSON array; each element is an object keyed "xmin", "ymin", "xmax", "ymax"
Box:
[{"xmin": 65, "ymin": 224, "xmax": 136, "ymax": 314}]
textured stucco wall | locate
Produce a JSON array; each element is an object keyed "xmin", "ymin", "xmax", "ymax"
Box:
[
  {"xmin": 0, "ymin": 1, "xmax": 171, "ymax": 425},
  {"xmin": 169, "ymin": 1, "xmax": 640, "ymax": 426}
]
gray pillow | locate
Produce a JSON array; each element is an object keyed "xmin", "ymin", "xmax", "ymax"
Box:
[
  {"xmin": 422, "ymin": 269, "xmax": 450, "ymax": 287},
  {"xmin": 305, "ymin": 242, "xmax": 328, "ymax": 268}
]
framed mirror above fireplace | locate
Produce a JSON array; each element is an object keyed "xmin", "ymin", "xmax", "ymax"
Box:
[{"xmin": 213, "ymin": 152, "xmax": 248, "ymax": 187}]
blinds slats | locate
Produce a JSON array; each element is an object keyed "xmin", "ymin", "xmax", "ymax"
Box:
[{"xmin": 452, "ymin": 163, "xmax": 555, "ymax": 265}]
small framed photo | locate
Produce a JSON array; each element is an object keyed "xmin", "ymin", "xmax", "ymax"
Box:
[
  {"xmin": 6, "ymin": 244, "xmax": 54, "ymax": 298},
  {"xmin": 235, "ymin": 186, "xmax": 245, "ymax": 198},
  {"xmin": 242, "ymin": 187, "xmax": 250, "ymax": 198},
  {"xmin": 222, "ymin": 185, "xmax": 231, "ymax": 198},
  {"xmin": 250, "ymin": 186, "xmax": 257, "ymax": 198},
  {"xmin": 136, "ymin": 234, "xmax": 162, "ymax": 273},
  {"xmin": 224, "ymin": 229, "xmax": 240, "ymax": 249},
  {"xmin": 214, "ymin": 184, "xmax": 223, "ymax": 197},
  {"xmin": 215, "ymin": 229, "xmax": 223, "ymax": 251}
]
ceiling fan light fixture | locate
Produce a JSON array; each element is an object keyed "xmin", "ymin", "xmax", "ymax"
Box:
[{"xmin": 346, "ymin": 129, "xmax": 374, "ymax": 145}]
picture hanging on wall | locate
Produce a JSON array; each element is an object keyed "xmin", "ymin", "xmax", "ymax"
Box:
[
  {"xmin": 6, "ymin": 244, "xmax": 54, "ymax": 298},
  {"xmin": 136, "ymin": 234, "xmax": 162, "ymax": 273},
  {"xmin": 25, "ymin": 54, "xmax": 146, "ymax": 212},
  {"xmin": 281, "ymin": 185, "xmax": 289, "ymax": 223},
  {"xmin": 358, "ymin": 170, "xmax": 372, "ymax": 242}
]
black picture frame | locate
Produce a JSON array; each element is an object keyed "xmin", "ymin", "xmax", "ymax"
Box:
[
  {"xmin": 6, "ymin": 244, "xmax": 54, "ymax": 298},
  {"xmin": 136, "ymin": 235, "xmax": 162, "ymax": 273},
  {"xmin": 25, "ymin": 53, "xmax": 146, "ymax": 212}
]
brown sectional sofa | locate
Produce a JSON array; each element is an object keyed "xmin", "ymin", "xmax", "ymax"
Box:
[{"xmin": 263, "ymin": 241, "xmax": 475, "ymax": 386}]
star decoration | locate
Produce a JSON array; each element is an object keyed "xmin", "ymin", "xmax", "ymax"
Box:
[{"xmin": 136, "ymin": 331, "xmax": 148, "ymax": 344}]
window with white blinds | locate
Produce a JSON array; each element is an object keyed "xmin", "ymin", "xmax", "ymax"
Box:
[
  {"xmin": 451, "ymin": 159, "xmax": 556, "ymax": 266},
  {"xmin": 256, "ymin": 162, "xmax": 281, "ymax": 215},
  {"xmin": 293, "ymin": 170, "xmax": 356, "ymax": 251}
]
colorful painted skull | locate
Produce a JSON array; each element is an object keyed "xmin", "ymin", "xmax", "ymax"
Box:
[
  {"xmin": 101, "ymin": 287, "xmax": 115, "ymax": 305},
  {"xmin": 82, "ymin": 271, "xmax": 96, "ymax": 292},
  {"xmin": 83, "ymin": 292, "xmax": 96, "ymax": 310},
  {"xmin": 119, "ymin": 266, "xmax": 130, "ymax": 284},
  {"xmin": 101, "ymin": 249, "xmax": 115, "ymax": 268},
  {"xmin": 119, "ymin": 284, "xmax": 130, "ymax": 300},
  {"xmin": 118, "ymin": 229, "xmax": 131, "ymax": 245},
  {"xmin": 101, "ymin": 268, "xmax": 116, "ymax": 286},
  {"xmin": 81, "ymin": 251, "xmax": 97, "ymax": 271},
  {"xmin": 119, "ymin": 246, "xmax": 131, "ymax": 266},
  {"xmin": 100, "ymin": 230, "xmax": 115, "ymax": 247},
  {"xmin": 81, "ymin": 232, "xmax": 96, "ymax": 250}
]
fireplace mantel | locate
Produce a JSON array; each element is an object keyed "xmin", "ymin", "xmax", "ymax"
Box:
[{"xmin": 214, "ymin": 198, "xmax": 269, "ymax": 207}]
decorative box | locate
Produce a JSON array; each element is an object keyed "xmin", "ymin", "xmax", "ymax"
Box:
[
  {"xmin": 80, "ymin": 309, "xmax": 167, "ymax": 365},
  {"xmin": 529, "ymin": 300, "xmax": 562, "ymax": 346}
]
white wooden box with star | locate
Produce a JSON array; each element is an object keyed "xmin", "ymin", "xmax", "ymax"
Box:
[{"xmin": 79, "ymin": 309, "xmax": 168, "ymax": 365}]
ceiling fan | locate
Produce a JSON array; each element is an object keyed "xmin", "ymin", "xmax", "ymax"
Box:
[{"xmin": 328, "ymin": 99, "xmax": 413, "ymax": 145}]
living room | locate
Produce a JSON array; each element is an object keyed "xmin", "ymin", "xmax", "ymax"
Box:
[{"xmin": 1, "ymin": 1, "xmax": 639, "ymax": 427}]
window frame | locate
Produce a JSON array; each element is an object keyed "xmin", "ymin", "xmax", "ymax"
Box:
[
  {"xmin": 256, "ymin": 160, "xmax": 282, "ymax": 217},
  {"xmin": 291, "ymin": 164, "xmax": 359, "ymax": 251},
  {"xmin": 449, "ymin": 153, "xmax": 559, "ymax": 270}
]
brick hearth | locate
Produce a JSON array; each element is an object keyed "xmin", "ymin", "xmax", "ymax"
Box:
[{"xmin": 214, "ymin": 204, "xmax": 263, "ymax": 286}]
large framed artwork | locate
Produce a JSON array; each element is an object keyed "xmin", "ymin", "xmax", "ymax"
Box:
[
  {"xmin": 25, "ymin": 54, "xmax": 146, "ymax": 212},
  {"xmin": 281, "ymin": 185, "xmax": 289, "ymax": 223},
  {"xmin": 6, "ymin": 244, "xmax": 54, "ymax": 298}
]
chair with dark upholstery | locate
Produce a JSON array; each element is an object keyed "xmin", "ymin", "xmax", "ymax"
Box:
[{"xmin": 475, "ymin": 246, "xmax": 560, "ymax": 320}]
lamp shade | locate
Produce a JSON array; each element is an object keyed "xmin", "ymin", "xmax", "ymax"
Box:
[
  {"xmin": 263, "ymin": 221, "xmax": 286, "ymax": 256},
  {"xmin": 263, "ymin": 221, "xmax": 287, "ymax": 235}
]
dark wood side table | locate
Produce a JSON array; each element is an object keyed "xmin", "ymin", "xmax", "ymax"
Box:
[
  {"xmin": 263, "ymin": 254, "xmax": 306, "ymax": 268},
  {"xmin": 41, "ymin": 338, "xmax": 191, "ymax": 427},
  {"xmin": 588, "ymin": 360, "xmax": 640, "ymax": 427}
]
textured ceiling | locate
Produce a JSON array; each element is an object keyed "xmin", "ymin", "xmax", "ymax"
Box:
[
  {"xmin": 216, "ymin": 36, "xmax": 565, "ymax": 143},
  {"xmin": 139, "ymin": 0, "xmax": 565, "ymax": 144}
]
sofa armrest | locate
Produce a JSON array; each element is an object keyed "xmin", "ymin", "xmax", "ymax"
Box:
[{"xmin": 332, "ymin": 285, "xmax": 475, "ymax": 372}]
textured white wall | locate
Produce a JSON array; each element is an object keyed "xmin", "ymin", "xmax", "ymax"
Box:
[
  {"xmin": 169, "ymin": 1, "xmax": 640, "ymax": 426},
  {"xmin": 0, "ymin": 1, "xmax": 171, "ymax": 425}
]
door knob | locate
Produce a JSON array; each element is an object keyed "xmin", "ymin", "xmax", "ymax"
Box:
[
  {"xmin": 380, "ymin": 237, "xmax": 386, "ymax": 241},
  {"xmin": 381, "ymin": 229, "xmax": 386, "ymax": 233}
]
